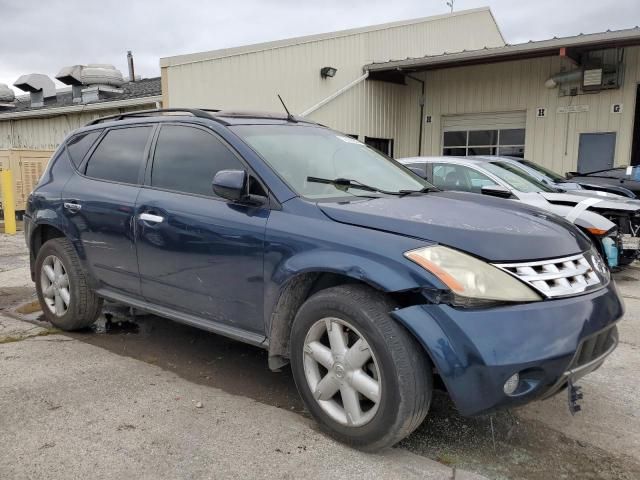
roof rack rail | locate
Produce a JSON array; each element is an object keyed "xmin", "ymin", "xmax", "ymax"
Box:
[{"xmin": 86, "ymin": 108, "xmax": 220, "ymax": 126}]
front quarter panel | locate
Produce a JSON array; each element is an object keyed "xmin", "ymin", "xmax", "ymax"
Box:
[{"xmin": 263, "ymin": 200, "xmax": 447, "ymax": 330}]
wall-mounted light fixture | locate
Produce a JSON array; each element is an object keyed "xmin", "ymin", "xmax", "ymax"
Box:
[{"xmin": 320, "ymin": 66, "xmax": 337, "ymax": 78}]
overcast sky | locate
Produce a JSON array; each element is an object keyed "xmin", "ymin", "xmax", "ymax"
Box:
[{"xmin": 1, "ymin": 0, "xmax": 639, "ymax": 91}]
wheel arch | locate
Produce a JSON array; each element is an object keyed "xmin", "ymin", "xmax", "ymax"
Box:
[
  {"xmin": 265, "ymin": 267, "xmax": 426, "ymax": 371},
  {"xmin": 29, "ymin": 222, "xmax": 66, "ymax": 280}
]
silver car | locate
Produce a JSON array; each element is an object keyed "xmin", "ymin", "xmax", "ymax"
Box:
[{"xmin": 400, "ymin": 156, "xmax": 640, "ymax": 268}]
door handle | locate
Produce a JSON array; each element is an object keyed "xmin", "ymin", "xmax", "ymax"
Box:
[
  {"xmin": 63, "ymin": 201, "xmax": 82, "ymax": 212},
  {"xmin": 139, "ymin": 212, "xmax": 164, "ymax": 223}
]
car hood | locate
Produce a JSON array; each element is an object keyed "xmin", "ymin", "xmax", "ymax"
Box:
[
  {"xmin": 541, "ymin": 191, "xmax": 640, "ymax": 213},
  {"xmin": 318, "ymin": 191, "xmax": 590, "ymax": 262}
]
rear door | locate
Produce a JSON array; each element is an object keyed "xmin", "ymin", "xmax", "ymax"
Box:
[
  {"xmin": 135, "ymin": 123, "xmax": 269, "ymax": 334},
  {"xmin": 62, "ymin": 125, "xmax": 154, "ymax": 296}
]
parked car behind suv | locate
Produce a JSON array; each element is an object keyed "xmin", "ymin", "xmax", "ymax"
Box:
[
  {"xmin": 401, "ymin": 156, "xmax": 632, "ymax": 268},
  {"xmin": 25, "ymin": 109, "xmax": 623, "ymax": 451}
]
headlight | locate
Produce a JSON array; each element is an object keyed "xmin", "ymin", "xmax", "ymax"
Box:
[{"xmin": 404, "ymin": 245, "xmax": 542, "ymax": 304}]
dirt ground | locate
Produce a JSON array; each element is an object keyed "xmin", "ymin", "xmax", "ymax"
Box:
[{"xmin": 2, "ymin": 232, "xmax": 639, "ymax": 479}]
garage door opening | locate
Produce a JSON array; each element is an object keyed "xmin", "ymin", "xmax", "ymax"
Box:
[{"xmin": 442, "ymin": 111, "xmax": 526, "ymax": 157}]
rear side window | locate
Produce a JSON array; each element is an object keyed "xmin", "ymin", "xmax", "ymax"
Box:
[
  {"xmin": 67, "ymin": 130, "xmax": 102, "ymax": 169},
  {"xmin": 151, "ymin": 125, "xmax": 243, "ymax": 197},
  {"xmin": 85, "ymin": 127, "xmax": 152, "ymax": 184}
]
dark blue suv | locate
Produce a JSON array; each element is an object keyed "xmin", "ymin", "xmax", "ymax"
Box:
[{"xmin": 25, "ymin": 109, "xmax": 623, "ymax": 450}]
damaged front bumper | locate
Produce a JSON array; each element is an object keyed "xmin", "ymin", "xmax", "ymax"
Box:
[{"xmin": 391, "ymin": 282, "xmax": 624, "ymax": 416}]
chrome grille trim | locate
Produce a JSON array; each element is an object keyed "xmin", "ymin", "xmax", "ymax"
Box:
[{"xmin": 493, "ymin": 253, "xmax": 602, "ymax": 298}]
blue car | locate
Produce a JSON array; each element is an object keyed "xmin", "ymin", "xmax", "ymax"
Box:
[{"xmin": 25, "ymin": 109, "xmax": 623, "ymax": 450}]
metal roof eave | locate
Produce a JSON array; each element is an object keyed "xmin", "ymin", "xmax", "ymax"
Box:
[
  {"xmin": 365, "ymin": 27, "xmax": 640, "ymax": 73},
  {"xmin": 0, "ymin": 95, "xmax": 163, "ymax": 121}
]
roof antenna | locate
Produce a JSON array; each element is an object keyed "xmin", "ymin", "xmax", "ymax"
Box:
[{"xmin": 277, "ymin": 94, "xmax": 297, "ymax": 123}]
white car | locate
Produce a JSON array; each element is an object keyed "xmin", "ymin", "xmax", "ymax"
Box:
[{"xmin": 400, "ymin": 156, "xmax": 640, "ymax": 268}]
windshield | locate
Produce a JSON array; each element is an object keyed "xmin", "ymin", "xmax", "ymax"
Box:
[
  {"xmin": 517, "ymin": 159, "xmax": 566, "ymax": 182},
  {"xmin": 232, "ymin": 124, "xmax": 432, "ymax": 199},
  {"xmin": 484, "ymin": 161, "xmax": 556, "ymax": 193}
]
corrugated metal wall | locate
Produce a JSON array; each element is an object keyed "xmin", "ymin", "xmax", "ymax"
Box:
[
  {"xmin": 0, "ymin": 104, "xmax": 154, "ymax": 150},
  {"xmin": 163, "ymin": 9, "xmax": 504, "ymax": 156},
  {"xmin": 421, "ymin": 46, "xmax": 640, "ymax": 172}
]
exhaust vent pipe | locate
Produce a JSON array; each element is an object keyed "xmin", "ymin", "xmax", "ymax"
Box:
[
  {"xmin": 545, "ymin": 69, "xmax": 583, "ymax": 89},
  {"xmin": 127, "ymin": 51, "xmax": 136, "ymax": 82}
]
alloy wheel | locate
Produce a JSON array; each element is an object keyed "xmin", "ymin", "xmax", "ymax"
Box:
[
  {"xmin": 302, "ymin": 317, "xmax": 381, "ymax": 427},
  {"xmin": 40, "ymin": 255, "xmax": 70, "ymax": 316}
]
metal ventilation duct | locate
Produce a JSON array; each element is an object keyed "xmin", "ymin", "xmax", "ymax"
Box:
[
  {"xmin": 55, "ymin": 65, "xmax": 84, "ymax": 85},
  {"xmin": 545, "ymin": 69, "xmax": 583, "ymax": 89},
  {"xmin": 13, "ymin": 73, "xmax": 56, "ymax": 107},
  {"xmin": 56, "ymin": 65, "xmax": 85, "ymax": 103},
  {"xmin": 0, "ymin": 83, "xmax": 15, "ymax": 103},
  {"xmin": 13, "ymin": 73, "xmax": 56, "ymax": 96}
]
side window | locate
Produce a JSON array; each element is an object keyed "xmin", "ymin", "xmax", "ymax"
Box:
[
  {"xmin": 432, "ymin": 163, "xmax": 494, "ymax": 193},
  {"xmin": 151, "ymin": 125, "xmax": 243, "ymax": 197},
  {"xmin": 66, "ymin": 130, "xmax": 102, "ymax": 169},
  {"xmin": 464, "ymin": 167, "xmax": 497, "ymax": 193},
  {"xmin": 85, "ymin": 127, "xmax": 152, "ymax": 184},
  {"xmin": 432, "ymin": 164, "xmax": 458, "ymax": 189}
]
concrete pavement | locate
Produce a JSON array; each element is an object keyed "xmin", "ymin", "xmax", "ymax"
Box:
[
  {"xmin": 3, "ymin": 232, "xmax": 640, "ymax": 479},
  {"xmin": 0, "ymin": 314, "xmax": 481, "ymax": 480}
]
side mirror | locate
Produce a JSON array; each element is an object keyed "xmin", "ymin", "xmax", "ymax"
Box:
[
  {"xmin": 212, "ymin": 170, "xmax": 248, "ymax": 202},
  {"xmin": 481, "ymin": 184, "xmax": 513, "ymax": 199}
]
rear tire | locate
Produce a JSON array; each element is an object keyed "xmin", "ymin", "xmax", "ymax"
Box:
[
  {"xmin": 289, "ymin": 284, "xmax": 432, "ymax": 451},
  {"xmin": 35, "ymin": 238, "xmax": 102, "ymax": 330}
]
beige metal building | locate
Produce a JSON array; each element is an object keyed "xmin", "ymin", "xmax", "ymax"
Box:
[
  {"xmin": 161, "ymin": 7, "xmax": 640, "ymax": 174},
  {"xmin": 160, "ymin": 8, "xmax": 505, "ymax": 159},
  {"xmin": 368, "ymin": 29, "xmax": 640, "ymax": 174}
]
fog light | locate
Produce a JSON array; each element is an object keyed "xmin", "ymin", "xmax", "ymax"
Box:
[{"xmin": 503, "ymin": 373, "xmax": 520, "ymax": 396}]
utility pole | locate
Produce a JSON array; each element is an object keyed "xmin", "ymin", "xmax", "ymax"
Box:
[{"xmin": 446, "ymin": 0, "xmax": 454, "ymax": 13}]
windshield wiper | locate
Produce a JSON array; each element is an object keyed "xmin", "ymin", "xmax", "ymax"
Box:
[
  {"xmin": 307, "ymin": 176, "xmax": 432, "ymax": 196},
  {"xmin": 398, "ymin": 187, "xmax": 437, "ymax": 196}
]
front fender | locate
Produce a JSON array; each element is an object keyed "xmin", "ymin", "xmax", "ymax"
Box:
[{"xmin": 271, "ymin": 249, "xmax": 439, "ymax": 292}]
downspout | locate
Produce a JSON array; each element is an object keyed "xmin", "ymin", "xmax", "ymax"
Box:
[
  {"xmin": 402, "ymin": 69, "xmax": 425, "ymax": 156},
  {"xmin": 300, "ymin": 71, "xmax": 369, "ymax": 117}
]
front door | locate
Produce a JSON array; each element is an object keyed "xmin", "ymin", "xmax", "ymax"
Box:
[
  {"xmin": 578, "ymin": 132, "xmax": 616, "ymax": 173},
  {"xmin": 135, "ymin": 124, "xmax": 268, "ymax": 334},
  {"xmin": 62, "ymin": 125, "xmax": 154, "ymax": 296}
]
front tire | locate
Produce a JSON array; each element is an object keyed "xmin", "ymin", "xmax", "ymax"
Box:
[
  {"xmin": 35, "ymin": 238, "xmax": 103, "ymax": 330},
  {"xmin": 290, "ymin": 284, "xmax": 432, "ymax": 451}
]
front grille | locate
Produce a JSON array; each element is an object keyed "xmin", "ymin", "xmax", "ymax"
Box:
[
  {"xmin": 572, "ymin": 326, "xmax": 618, "ymax": 369},
  {"xmin": 494, "ymin": 253, "xmax": 602, "ymax": 298}
]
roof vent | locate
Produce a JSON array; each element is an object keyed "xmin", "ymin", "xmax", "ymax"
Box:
[
  {"xmin": 55, "ymin": 64, "xmax": 125, "ymax": 103},
  {"xmin": 55, "ymin": 65, "xmax": 84, "ymax": 103},
  {"xmin": 13, "ymin": 73, "xmax": 56, "ymax": 107},
  {"xmin": 0, "ymin": 83, "xmax": 15, "ymax": 107}
]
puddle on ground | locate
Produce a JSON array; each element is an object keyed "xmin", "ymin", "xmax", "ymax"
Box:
[{"xmin": 92, "ymin": 314, "xmax": 140, "ymax": 335}]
